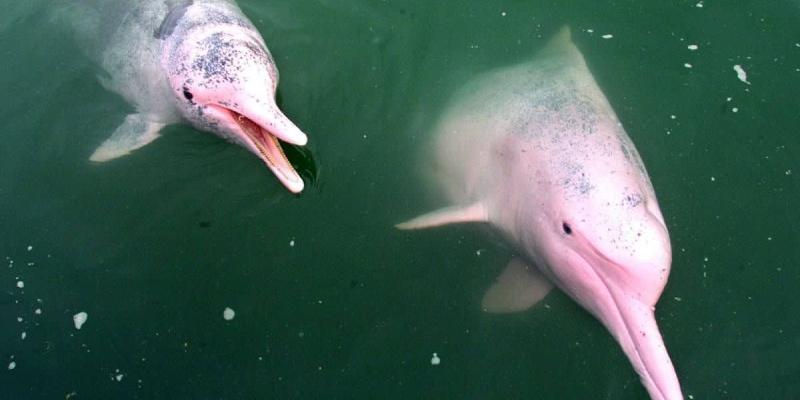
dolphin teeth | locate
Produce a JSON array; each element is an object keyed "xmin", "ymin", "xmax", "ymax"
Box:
[{"xmin": 227, "ymin": 108, "xmax": 302, "ymax": 192}]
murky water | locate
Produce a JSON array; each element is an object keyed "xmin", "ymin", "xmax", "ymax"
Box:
[{"xmin": 1, "ymin": 1, "xmax": 799, "ymax": 398}]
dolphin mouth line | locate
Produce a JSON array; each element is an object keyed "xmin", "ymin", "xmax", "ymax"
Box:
[
  {"xmin": 222, "ymin": 108, "xmax": 303, "ymax": 193},
  {"xmin": 576, "ymin": 241, "xmax": 677, "ymax": 400}
]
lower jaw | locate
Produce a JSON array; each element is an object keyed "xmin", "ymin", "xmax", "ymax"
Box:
[{"xmin": 228, "ymin": 110, "xmax": 301, "ymax": 188}]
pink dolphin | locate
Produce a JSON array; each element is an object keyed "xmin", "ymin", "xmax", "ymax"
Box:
[
  {"xmin": 398, "ymin": 27, "xmax": 683, "ymax": 400},
  {"xmin": 86, "ymin": 0, "xmax": 307, "ymax": 193}
]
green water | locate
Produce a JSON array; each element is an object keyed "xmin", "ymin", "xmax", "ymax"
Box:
[{"xmin": 1, "ymin": 1, "xmax": 799, "ymax": 399}]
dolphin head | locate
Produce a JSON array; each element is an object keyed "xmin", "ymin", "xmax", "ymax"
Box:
[
  {"xmin": 160, "ymin": 3, "xmax": 307, "ymax": 193},
  {"xmin": 523, "ymin": 185, "xmax": 682, "ymax": 400}
]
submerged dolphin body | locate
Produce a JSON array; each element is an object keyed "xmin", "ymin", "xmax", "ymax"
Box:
[
  {"xmin": 398, "ymin": 28, "xmax": 682, "ymax": 400},
  {"xmin": 63, "ymin": 0, "xmax": 307, "ymax": 192}
]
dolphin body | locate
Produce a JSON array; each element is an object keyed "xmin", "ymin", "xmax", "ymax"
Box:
[
  {"xmin": 398, "ymin": 28, "xmax": 683, "ymax": 400},
  {"xmin": 62, "ymin": 0, "xmax": 307, "ymax": 192}
]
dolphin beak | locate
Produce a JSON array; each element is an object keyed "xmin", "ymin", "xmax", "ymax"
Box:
[
  {"xmin": 219, "ymin": 102, "xmax": 307, "ymax": 193},
  {"xmin": 603, "ymin": 280, "xmax": 683, "ymax": 400}
]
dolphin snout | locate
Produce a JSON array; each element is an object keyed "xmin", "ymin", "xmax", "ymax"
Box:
[{"xmin": 606, "ymin": 282, "xmax": 683, "ymax": 400}]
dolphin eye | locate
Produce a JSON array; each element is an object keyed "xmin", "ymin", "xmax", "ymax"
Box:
[
  {"xmin": 182, "ymin": 88, "xmax": 194, "ymax": 101},
  {"xmin": 562, "ymin": 222, "xmax": 572, "ymax": 235}
]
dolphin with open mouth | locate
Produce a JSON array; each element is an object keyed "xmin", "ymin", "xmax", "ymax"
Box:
[{"xmin": 69, "ymin": 0, "xmax": 308, "ymax": 192}]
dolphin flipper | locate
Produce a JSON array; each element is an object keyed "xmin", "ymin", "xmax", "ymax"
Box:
[
  {"xmin": 395, "ymin": 202, "xmax": 489, "ymax": 230},
  {"xmin": 482, "ymin": 258, "xmax": 554, "ymax": 313},
  {"xmin": 90, "ymin": 113, "xmax": 165, "ymax": 162}
]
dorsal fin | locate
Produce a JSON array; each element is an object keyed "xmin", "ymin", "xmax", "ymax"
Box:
[
  {"xmin": 155, "ymin": 1, "xmax": 193, "ymax": 39},
  {"xmin": 540, "ymin": 26, "xmax": 578, "ymax": 57}
]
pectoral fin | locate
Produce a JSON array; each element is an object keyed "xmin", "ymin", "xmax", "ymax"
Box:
[
  {"xmin": 481, "ymin": 258, "xmax": 553, "ymax": 313},
  {"xmin": 90, "ymin": 114, "xmax": 165, "ymax": 162},
  {"xmin": 395, "ymin": 202, "xmax": 488, "ymax": 230}
]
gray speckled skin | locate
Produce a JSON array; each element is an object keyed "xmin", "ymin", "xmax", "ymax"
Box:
[
  {"xmin": 66, "ymin": 0, "xmax": 181, "ymax": 122},
  {"xmin": 64, "ymin": 0, "xmax": 277, "ymax": 130},
  {"xmin": 58, "ymin": 0, "xmax": 307, "ymax": 191},
  {"xmin": 160, "ymin": 0, "xmax": 280, "ymax": 139},
  {"xmin": 406, "ymin": 28, "xmax": 682, "ymax": 400},
  {"xmin": 431, "ymin": 41, "xmax": 657, "ymax": 228}
]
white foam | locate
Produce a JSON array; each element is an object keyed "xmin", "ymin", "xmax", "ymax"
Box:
[
  {"xmin": 73, "ymin": 312, "xmax": 88, "ymax": 330},
  {"xmin": 430, "ymin": 352, "xmax": 441, "ymax": 365},
  {"xmin": 16, "ymin": 281, "xmax": 24, "ymax": 288},
  {"xmin": 223, "ymin": 307, "xmax": 235, "ymax": 321},
  {"xmin": 602, "ymin": 34, "xmax": 613, "ymax": 39},
  {"xmin": 8, "ymin": 361, "xmax": 15, "ymax": 370},
  {"xmin": 688, "ymin": 44, "xmax": 698, "ymax": 50},
  {"xmin": 733, "ymin": 65, "xmax": 751, "ymax": 85}
]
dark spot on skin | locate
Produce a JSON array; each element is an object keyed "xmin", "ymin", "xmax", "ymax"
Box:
[
  {"xmin": 623, "ymin": 193, "xmax": 643, "ymax": 208},
  {"xmin": 199, "ymin": 221, "xmax": 211, "ymax": 228},
  {"xmin": 183, "ymin": 88, "xmax": 194, "ymax": 101},
  {"xmin": 562, "ymin": 222, "xmax": 572, "ymax": 235}
]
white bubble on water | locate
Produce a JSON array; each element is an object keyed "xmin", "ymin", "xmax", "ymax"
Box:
[
  {"xmin": 223, "ymin": 307, "xmax": 235, "ymax": 321},
  {"xmin": 733, "ymin": 65, "xmax": 751, "ymax": 85},
  {"xmin": 73, "ymin": 312, "xmax": 88, "ymax": 330}
]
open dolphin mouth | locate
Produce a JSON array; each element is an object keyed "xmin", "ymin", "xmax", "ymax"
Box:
[{"xmin": 220, "ymin": 107, "xmax": 305, "ymax": 193}]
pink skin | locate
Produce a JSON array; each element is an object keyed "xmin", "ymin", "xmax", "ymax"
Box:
[
  {"xmin": 160, "ymin": 1, "xmax": 307, "ymax": 193},
  {"xmin": 401, "ymin": 28, "xmax": 683, "ymax": 399},
  {"xmin": 479, "ymin": 130, "xmax": 682, "ymax": 400},
  {"xmin": 506, "ymin": 175, "xmax": 680, "ymax": 400}
]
